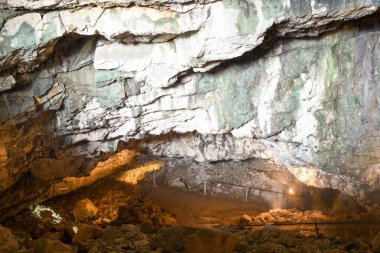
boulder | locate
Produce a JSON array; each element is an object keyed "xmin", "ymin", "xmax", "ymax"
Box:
[
  {"xmin": 259, "ymin": 212, "xmax": 275, "ymax": 223},
  {"xmin": 0, "ymin": 75, "xmax": 16, "ymax": 92},
  {"xmin": 305, "ymin": 210, "xmax": 328, "ymax": 221},
  {"xmin": 0, "ymin": 225, "xmax": 20, "ymax": 253},
  {"xmin": 158, "ymin": 214, "xmax": 177, "ymax": 226},
  {"xmin": 32, "ymin": 238, "xmax": 77, "ymax": 253},
  {"xmin": 72, "ymin": 198, "xmax": 98, "ymax": 221},
  {"xmin": 240, "ymin": 214, "xmax": 252, "ymax": 224},
  {"xmin": 72, "ymin": 225, "xmax": 96, "ymax": 244},
  {"xmin": 139, "ymin": 212, "xmax": 153, "ymax": 226}
]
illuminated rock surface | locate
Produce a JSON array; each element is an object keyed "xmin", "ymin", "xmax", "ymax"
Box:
[
  {"xmin": 1, "ymin": 175, "xmax": 379, "ymax": 253},
  {"xmin": 1, "ymin": 0, "xmax": 380, "ymax": 215}
]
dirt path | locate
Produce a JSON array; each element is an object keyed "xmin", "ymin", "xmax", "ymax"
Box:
[{"xmin": 145, "ymin": 187, "xmax": 270, "ymax": 227}]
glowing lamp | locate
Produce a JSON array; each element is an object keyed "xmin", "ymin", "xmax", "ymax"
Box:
[{"xmin": 288, "ymin": 188, "xmax": 295, "ymax": 195}]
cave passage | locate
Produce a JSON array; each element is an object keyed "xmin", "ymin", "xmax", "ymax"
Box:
[
  {"xmin": 1, "ymin": 156, "xmax": 380, "ymax": 253},
  {"xmin": 2, "ymin": 0, "xmax": 380, "ymax": 252}
]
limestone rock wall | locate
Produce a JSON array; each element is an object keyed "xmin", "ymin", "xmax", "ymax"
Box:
[{"xmin": 1, "ymin": 0, "xmax": 380, "ymax": 205}]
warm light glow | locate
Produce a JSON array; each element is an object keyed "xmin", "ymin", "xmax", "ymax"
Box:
[
  {"xmin": 116, "ymin": 160, "xmax": 164, "ymax": 184},
  {"xmin": 288, "ymin": 188, "xmax": 295, "ymax": 195},
  {"xmin": 51, "ymin": 149, "xmax": 139, "ymax": 195}
]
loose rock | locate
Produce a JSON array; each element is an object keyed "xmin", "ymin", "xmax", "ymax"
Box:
[
  {"xmin": 72, "ymin": 198, "xmax": 98, "ymax": 222},
  {"xmin": 0, "ymin": 225, "xmax": 20, "ymax": 253},
  {"xmin": 72, "ymin": 225, "xmax": 96, "ymax": 244},
  {"xmin": 240, "ymin": 214, "xmax": 252, "ymax": 224},
  {"xmin": 32, "ymin": 237, "xmax": 77, "ymax": 253}
]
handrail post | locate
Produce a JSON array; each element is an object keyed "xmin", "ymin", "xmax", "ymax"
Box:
[
  {"xmin": 203, "ymin": 180, "xmax": 207, "ymax": 195},
  {"xmin": 314, "ymin": 221, "xmax": 320, "ymax": 238},
  {"xmin": 282, "ymin": 191, "xmax": 285, "ymax": 209},
  {"xmin": 245, "ymin": 188, "xmax": 249, "ymax": 202},
  {"xmin": 136, "ymin": 180, "xmax": 140, "ymax": 200}
]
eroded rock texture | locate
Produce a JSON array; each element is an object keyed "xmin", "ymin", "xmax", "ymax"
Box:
[{"xmin": 1, "ymin": 0, "xmax": 380, "ymax": 213}]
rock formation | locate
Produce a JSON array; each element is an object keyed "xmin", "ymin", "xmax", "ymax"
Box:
[{"xmin": 1, "ymin": 0, "xmax": 380, "ymax": 216}]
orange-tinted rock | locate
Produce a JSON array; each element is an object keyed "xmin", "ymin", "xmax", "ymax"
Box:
[
  {"xmin": 0, "ymin": 225, "xmax": 19, "ymax": 253},
  {"xmin": 32, "ymin": 238, "xmax": 77, "ymax": 253},
  {"xmin": 72, "ymin": 225, "xmax": 96, "ymax": 244},
  {"xmin": 72, "ymin": 198, "xmax": 98, "ymax": 221}
]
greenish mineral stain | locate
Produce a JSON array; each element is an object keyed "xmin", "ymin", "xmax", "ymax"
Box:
[
  {"xmin": 313, "ymin": 47, "xmax": 346, "ymax": 173},
  {"xmin": 314, "ymin": 51, "xmax": 336, "ymax": 137},
  {"xmin": 41, "ymin": 12, "xmax": 58, "ymax": 44},
  {"xmin": 223, "ymin": 0, "xmax": 259, "ymax": 34},
  {"xmin": 326, "ymin": 52, "xmax": 335, "ymax": 83},
  {"xmin": 155, "ymin": 16, "xmax": 180, "ymax": 32},
  {"xmin": 94, "ymin": 70, "xmax": 126, "ymax": 87},
  {"xmin": 198, "ymin": 76, "xmax": 215, "ymax": 93},
  {"xmin": 351, "ymin": 95, "xmax": 362, "ymax": 108},
  {"xmin": 211, "ymin": 71, "xmax": 252, "ymax": 129},
  {"xmin": 261, "ymin": 1, "xmax": 283, "ymax": 21},
  {"xmin": 0, "ymin": 10, "xmax": 18, "ymax": 28},
  {"xmin": 94, "ymin": 70, "xmax": 118, "ymax": 83},
  {"xmin": 0, "ymin": 22, "xmax": 36, "ymax": 56},
  {"xmin": 279, "ymin": 79, "xmax": 301, "ymax": 128}
]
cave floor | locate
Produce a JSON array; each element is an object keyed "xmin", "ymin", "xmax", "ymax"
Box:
[
  {"xmin": 2, "ymin": 168, "xmax": 380, "ymax": 253},
  {"xmin": 145, "ymin": 187, "xmax": 269, "ymax": 227},
  {"xmin": 1, "ymin": 182, "xmax": 270, "ymax": 236}
]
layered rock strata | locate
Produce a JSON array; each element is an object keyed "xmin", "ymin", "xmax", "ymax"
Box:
[{"xmin": 1, "ymin": 0, "xmax": 380, "ymax": 214}]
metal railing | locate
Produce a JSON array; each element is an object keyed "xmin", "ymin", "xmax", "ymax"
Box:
[
  {"xmin": 205, "ymin": 179, "xmax": 298, "ymax": 203},
  {"xmin": 135, "ymin": 168, "xmax": 380, "ymax": 239},
  {"xmin": 136, "ymin": 169, "xmax": 164, "ymax": 200},
  {"xmin": 136, "ymin": 167, "xmax": 297, "ymax": 205}
]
